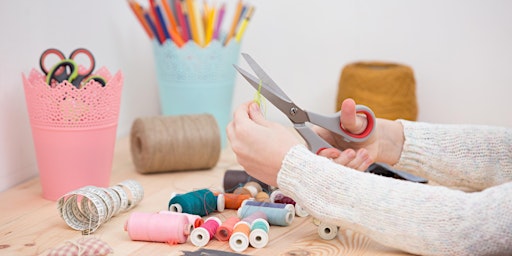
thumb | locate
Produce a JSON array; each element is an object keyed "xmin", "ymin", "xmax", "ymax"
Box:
[{"xmin": 248, "ymin": 102, "xmax": 269, "ymax": 125}]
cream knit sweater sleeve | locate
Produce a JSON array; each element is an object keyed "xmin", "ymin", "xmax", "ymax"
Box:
[{"xmin": 276, "ymin": 120, "xmax": 512, "ymax": 256}]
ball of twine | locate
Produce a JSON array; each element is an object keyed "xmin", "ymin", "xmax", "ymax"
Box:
[
  {"xmin": 130, "ymin": 114, "xmax": 221, "ymax": 174},
  {"xmin": 336, "ymin": 62, "xmax": 418, "ymax": 121}
]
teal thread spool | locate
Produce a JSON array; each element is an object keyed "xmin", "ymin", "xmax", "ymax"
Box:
[
  {"xmin": 238, "ymin": 204, "xmax": 294, "ymax": 226},
  {"xmin": 249, "ymin": 218, "xmax": 270, "ymax": 248},
  {"xmin": 168, "ymin": 189, "xmax": 223, "ymax": 216}
]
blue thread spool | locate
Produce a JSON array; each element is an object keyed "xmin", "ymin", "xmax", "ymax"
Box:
[
  {"xmin": 240, "ymin": 200, "xmax": 295, "ymax": 216},
  {"xmin": 238, "ymin": 204, "xmax": 294, "ymax": 226},
  {"xmin": 249, "ymin": 218, "xmax": 270, "ymax": 248},
  {"xmin": 168, "ymin": 189, "xmax": 224, "ymax": 216}
]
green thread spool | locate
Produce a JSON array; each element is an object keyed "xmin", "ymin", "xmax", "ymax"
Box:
[
  {"xmin": 249, "ymin": 218, "xmax": 270, "ymax": 248},
  {"xmin": 168, "ymin": 189, "xmax": 223, "ymax": 216}
]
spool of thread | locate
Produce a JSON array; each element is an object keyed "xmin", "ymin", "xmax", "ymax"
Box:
[
  {"xmin": 229, "ymin": 221, "xmax": 251, "ymax": 252},
  {"xmin": 130, "ymin": 114, "xmax": 221, "ymax": 174},
  {"xmin": 337, "ymin": 61, "xmax": 418, "ymax": 121},
  {"xmin": 238, "ymin": 204, "xmax": 294, "ymax": 226},
  {"xmin": 233, "ymin": 187, "xmax": 252, "ymax": 196},
  {"xmin": 255, "ymin": 191, "xmax": 270, "ymax": 202},
  {"xmin": 270, "ymin": 190, "xmax": 308, "ymax": 217},
  {"xmin": 158, "ymin": 211, "xmax": 204, "ymax": 228},
  {"xmin": 243, "ymin": 181, "xmax": 262, "ymax": 197},
  {"xmin": 318, "ymin": 222, "xmax": 339, "ymax": 240},
  {"xmin": 241, "ymin": 210, "xmax": 267, "ymax": 224},
  {"xmin": 215, "ymin": 216, "xmax": 240, "ymax": 241},
  {"xmin": 250, "ymin": 218, "xmax": 270, "ymax": 249},
  {"xmin": 190, "ymin": 217, "xmax": 222, "ymax": 247},
  {"xmin": 124, "ymin": 212, "xmax": 192, "ymax": 244},
  {"xmin": 223, "ymin": 193, "xmax": 252, "ymax": 209},
  {"xmin": 241, "ymin": 200, "xmax": 295, "ymax": 215},
  {"xmin": 223, "ymin": 169, "xmax": 272, "ymax": 193},
  {"xmin": 168, "ymin": 189, "xmax": 222, "ymax": 216}
]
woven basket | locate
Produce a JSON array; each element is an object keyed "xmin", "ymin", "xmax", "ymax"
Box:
[{"xmin": 336, "ymin": 62, "xmax": 418, "ymax": 121}]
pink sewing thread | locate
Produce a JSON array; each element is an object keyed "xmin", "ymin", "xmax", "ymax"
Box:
[
  {"xmin": 124, "ymin": 212, "xmax": 192, "ymax": 244},
  {"xmin": 190, "ymin": 217, "xmax": 222, "ymax": 247}
]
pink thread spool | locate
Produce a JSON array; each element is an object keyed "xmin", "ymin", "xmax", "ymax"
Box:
[
  {"xmin": 124, "ymin": 212, "xmax": 192, "ymax": 244},
  {"xmin": 215, "ymin": 216, "xmax": 240, "ymax": 241},
  {"xmin": 158, "ymin": 210, "xmax": 204, "ymax": 228},
  {"xmin": 190, "ymin": 217, "xmax": 222, "ymax": 247}
]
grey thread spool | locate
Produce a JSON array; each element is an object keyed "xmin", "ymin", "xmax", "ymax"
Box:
[{"xmin": 130, "ymin": 114, "xmax": 221, "ymax": 174}]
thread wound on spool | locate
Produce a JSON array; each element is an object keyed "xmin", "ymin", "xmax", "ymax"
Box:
[
  {"xmin": 229, "ymin": 222, "xmax": 251, "ymax": 252},
  {"xmin": 130, "ymin": 114, "xmax": 221, "ymax": 174},
  {"xmin": 215, "ymin": 216, "xmax": 240, "ymax": 241},
  {"xmin": 191, "ymin": 217, "xmax": 221, "ymax": 247},
  {"xmin": 337, "ymin": 62, "xmax": 418, "ymax": 121},
  {"xmin": 238, "ymin": 204, "xmax": 294, "ymax": 226},
  {"xmin": 168, "ymin": 189, "xmax": 218, "ymax": 216},
  {"xmin": 250, "ymin": 219, "xmax": 270, "ymax": 249},
  {"xmin": 125, "ymin": 212, "xmax": 191, "ymax": 244}
]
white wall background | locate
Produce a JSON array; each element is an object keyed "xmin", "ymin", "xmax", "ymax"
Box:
[{"xmin": 1, "ymin": 0, "xmax": 511, "ymax": 192}]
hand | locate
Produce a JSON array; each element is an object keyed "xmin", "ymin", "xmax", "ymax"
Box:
[
  {"xmin": 227, "ymin": 101, "xmax": 375, "ymax": 186},
  {"xmin": 315, "ymin": 98, "xmax": 405, "ymax": 166}
]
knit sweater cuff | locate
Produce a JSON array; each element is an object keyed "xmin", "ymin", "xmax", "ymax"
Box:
[
  {"xmin": 392, "ymin": 119, "xmax": 435, "ymax": 178},
  {"xmin": 276, "ymin": 144, "xmax": 314, "ymax": 194}
]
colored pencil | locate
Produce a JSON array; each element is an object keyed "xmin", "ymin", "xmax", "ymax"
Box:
[
  {"xmin": 128, "ymin": 0, "xmax": 154, "ymax": 39},
  {"xmin": 149, "ymin": 0, "xmax": 166, "ymax": 44},
  {"xmin": 224, "ymin": 0, "xmax": 243, "ymax": 46},
  {"xmin": 235, "ymin": 6, "xmax": 254, "ymax": 42},
  {"xmin": 176, "ymin": 0, "xmax": 191, "ymax": 41}
]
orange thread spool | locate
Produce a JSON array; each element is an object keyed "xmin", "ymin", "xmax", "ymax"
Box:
[
  {"xmin": 229, "ymin": 221, "xmax": 251, "ymax": 252},
  {"xmin": 215, "ymin": 216, "xmax": 240, "ymax": 241},
  {"xmin": 224, "ymin": 193, "xmax": 252, "ymax": 209}
]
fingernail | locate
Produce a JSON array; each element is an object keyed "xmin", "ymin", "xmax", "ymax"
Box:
[{"xmin": 250, "ymin": 102, "xmax": 260, "ymax": 112}]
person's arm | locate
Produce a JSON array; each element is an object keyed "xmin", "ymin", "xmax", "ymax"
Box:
[
  {"xmin": 277, "ymin": 145, "xmax": 512, "ymax": 256},
  {"xmin": 394, "ymin": 120, "xmax": 512, "ymax": 190}
]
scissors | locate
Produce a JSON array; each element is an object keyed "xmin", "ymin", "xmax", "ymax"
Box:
[
  {"xmin": 235, "ymin": 53, "xmax": 429, "ymax": 183},
  {"xmin": 234, "ymin": 53, "xmax": 376, "ymax": 154},
  {"xmin": 39, "ymin": 48, "xmax": 106, "ymax": 88}
]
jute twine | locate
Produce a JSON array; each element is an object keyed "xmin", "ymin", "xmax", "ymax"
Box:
[
  {"xmin": 336, "ymin": 62, "xmax": 418, "ymax": 121},
  {"xmin": 130, "ymin": 114, "xmax": 221, "ymax": 174}
]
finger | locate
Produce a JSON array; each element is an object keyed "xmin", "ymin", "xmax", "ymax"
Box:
[
  {"xmin": 346, "ymin": 149, "xmax": 372, "ymax": 171},
  {"xmin": 341, "ymin": 98, "xmax": 367, "ymax": 135},
  {"xmin": 331, "ymin": 149, "xmax": 357, "ymax": 166},
  {"xmin": 317, "ymin": 148, "xmax": 341, "ymax": 159},
  {"xmin": 248, "ymin": 101, "xmax": 273, "ymax": 127},
  {"xmin": 340, "ymin": 98, "xmax": 358, "ymax": 131}
]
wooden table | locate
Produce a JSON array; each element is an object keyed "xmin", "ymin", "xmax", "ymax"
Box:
[{"xmin": 0, "ymin": 138, "xmax": 412, "ymax": 256}]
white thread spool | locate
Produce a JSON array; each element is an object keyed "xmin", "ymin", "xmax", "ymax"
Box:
[{"xmin": 318, "ymin": 222, "xmax": 339, "ymax": 240}]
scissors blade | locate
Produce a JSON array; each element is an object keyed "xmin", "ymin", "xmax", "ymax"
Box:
[
  {"xmin": 234, "ymin": 65, "xmax": 308, "ymax": 122},
  {"xmin": 241, "ymin": 53, "xmax": 292, "ymax": 102}
]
